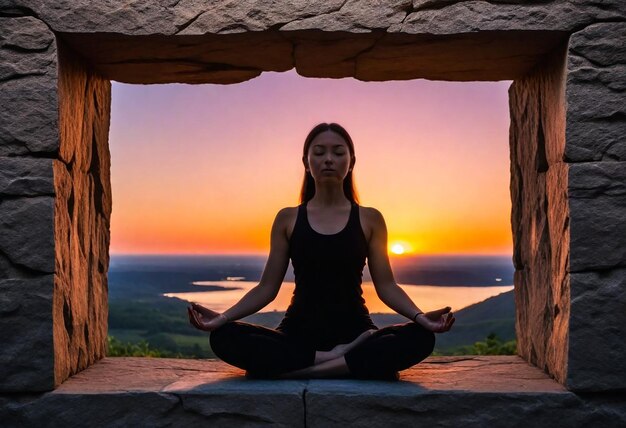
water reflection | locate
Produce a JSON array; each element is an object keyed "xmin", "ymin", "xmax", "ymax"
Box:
[{"xmin": 164, "ymin": 280, "xmax": 514, "ymax": 313}]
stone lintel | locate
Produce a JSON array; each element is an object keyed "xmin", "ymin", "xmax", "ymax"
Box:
[{"xmin": 57, "ymin": 30, "xmax": 567, "ymax": 84}]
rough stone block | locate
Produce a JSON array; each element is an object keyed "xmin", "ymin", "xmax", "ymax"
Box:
[
  {"xmin": 2, "ymin": 0, "xmax": 347, "ymax": 35},
  {"xmin": 0, "ymin": 196, "xmax": 54, "ymax": 273},
  {"xmin": 566, "ymin": 72, "xmax": 624, "ymax": 123},
  {"xmin": 0, "ymin": 17, "xmax": 55, "ymax": 82},
  {"xmin": 568, "ymin": 21, "xmax": 626, "ymax": 67},
  {"xmin": 305, "ymin": 384, "xmax": 625, "ymax": 427},
  {"xmin": 175, "ymin": 0, "xmax": 347, "ymax": 34},
  {"xmin": 394, "ymin": 1, "xmax": 624, "ymax": 34},
  {"xmin": 280, "ymin": 0, "xmax": 407, "ymax": 32},
  {"xmin": 0, "ymin": 252, "xmax": 32, "ymax": 278},
  {"xmin": 0, "ymin": 157, "xmax": 54, "ymax": 196},
  {"xmin": 568, "ymin": 268, "xmax": 626, "ymax": 392},
  {"xmin": 0, "ymin": 77, "xmax": 59, "ymax": 156},
  {"xmin": 569, "ymin": 162, "xmax": 626, "ymax": 272},
  {"xmin": 0, "ymin": 16, "xmax": 52, "ymax": 50},
  {"xmin": 0, "ymin": 276, "xmax": 54, "ymax": 392},
  {"xmin": 565, "ymin": 22, "xmax": 626, "ymax": 162},
  {"xmin": 1, "ymin": 393, "xmax": 188, "ymax": 427},
  {"xmin": 164, "ymin": 378, "xmax": 306, "ymax": 427},
  {"xmin": 0, "ymin": 15, "xmax": 58, "ymax": 156},
  {"xmin": 509, "ymin": 48, "xmax": 569, "ymax": 384}
]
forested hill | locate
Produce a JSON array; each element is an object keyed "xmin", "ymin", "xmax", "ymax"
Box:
[{"xmin": 368, "ymin": 290, "xmax": 515, "ymax": 350}]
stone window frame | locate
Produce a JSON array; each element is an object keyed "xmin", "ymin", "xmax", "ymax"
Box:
[
  {"xmin": 1, "ymin": 3, "xmax": 623, "ymax": 394},
  {"xmin": 56, "ymin": 33, "xmax": 573, "ymax": 389}
]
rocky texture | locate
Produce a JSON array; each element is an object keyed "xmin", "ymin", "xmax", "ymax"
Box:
[
  {"xmin": 0, "ymin": 276, "xmax": 54, "ymax": 391},
  {"xmin": 52, "ymin": 41, "xmax": 112, "ymax": 388},
  {"xmin": 0, "ymin": 157, "xmax": 54, "ymax": 196},
  {"xmin": 393, "ymin": 1, "xmax": 625, "ymax": 34},
  {"xmin": 0, "ymin": 197, "xmax": 55, "ymax": 273},
  {"xmin": 1, "ymin": 358, "xmax": 625, "ymax": 427},
  {"xmin": 306, "ymin": 384, "xmax": 626, "ymax": 427},
  {"xmin": 565, "ymin": 22, "xmax": 626, "ymax": 162},
  {"xmin": 563, "ymin": 22, "xmax": 626, "ymax": 391},
  {"xmin": 1, "ymin": 358, "xmax": 307, "ymax": 427},
  {"xmin": 509, "ymin": 45, "xmax": 570, "ymax": 385},
  {"xmin": 569, "ymin": 162, "xmax": 626, "ymax": 272},
  {"xmin": 568, "ymin": 268, "xmax": 626, "ymax": 391},
  {"xmin": 566, "ymin": 163, "xmax": 626, "ymax": 390},
  {"xmin": 0, "ymin": 17, "xmax": 58, "ymax": 156},
  {"xmin": 2, "ymin": 0, "xmax": 623, "ymax": 35}
]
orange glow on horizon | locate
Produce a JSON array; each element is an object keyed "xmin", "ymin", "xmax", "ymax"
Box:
[{"xmin": 109, "ymin": 72, "xmax": 513, "ymax": 257}]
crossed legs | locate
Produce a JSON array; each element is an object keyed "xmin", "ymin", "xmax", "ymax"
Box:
[{"xmin": 209, "ymin": 321, "xmax": 435, "ymax": 380}]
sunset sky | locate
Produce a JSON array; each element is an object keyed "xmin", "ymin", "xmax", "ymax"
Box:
[{"xmin": 109, "ymin": 70, "xmax": 513, "ymax": 256}]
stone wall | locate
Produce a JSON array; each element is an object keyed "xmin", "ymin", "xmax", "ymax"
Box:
[
  {"xmin": 0, "ymin": 0, "xmax": 624, "ymax": 393},
  {"xmin": 509, "ymin": 45, "xmax": 569, "ymax": 385},
  {"xmin": 0, "ymin": 15, "xmax": 57, "ymax": 391},
  {"xmin": 0, "ymin": 15, "xmax": 111, "ymax": 391},
  {"xmin": 565, "ymin": 22, "xmax": 626, "ymax": 391},
  {"xmin": 53, "ymin": 42, "xmax": 112, "ymax": 388}
]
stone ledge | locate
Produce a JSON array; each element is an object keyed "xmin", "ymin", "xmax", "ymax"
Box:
[{"xmin": 2, "ymin": 357, "xmax": 624, "ymax": 427}]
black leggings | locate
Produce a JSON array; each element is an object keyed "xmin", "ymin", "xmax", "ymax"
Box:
[{"xmin": 209, "ymin": 321, "xmax": 435, "ymax": 379}]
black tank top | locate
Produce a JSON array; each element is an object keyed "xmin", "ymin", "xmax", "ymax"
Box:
[{"xmin": 276, "ymin": 201, "xmax": 378, "ymax": 350}]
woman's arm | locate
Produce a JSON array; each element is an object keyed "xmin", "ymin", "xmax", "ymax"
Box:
[
  {"xmin": 366, "ymin": 208, "xmax": 454, "ymax": 333},
  {"xmin": 189, "ymin": 208, "xmax": 292, "ymax": 331}
]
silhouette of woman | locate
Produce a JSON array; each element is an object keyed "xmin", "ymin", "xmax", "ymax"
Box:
[{"xmin": 188, "ymin": 123, "xmax": 455, "ymax": 380}]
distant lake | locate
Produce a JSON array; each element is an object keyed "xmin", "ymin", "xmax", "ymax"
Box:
[
  {"xmin": 109, "ymin": 254, "xmax": 515, "ymax": 312},
  {"xmin": 164, "ymin": 280, "xmax": 514, "ymax": 313}
]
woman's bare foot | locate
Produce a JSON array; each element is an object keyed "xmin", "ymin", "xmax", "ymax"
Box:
[{"xmin": 314, "ymin": 329, "xmax": 377, "ymax": 364}]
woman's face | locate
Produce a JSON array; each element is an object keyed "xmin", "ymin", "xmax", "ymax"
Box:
[{"xmin": 304, "ymin": 130, "xmax": 354, "ymax": 183}]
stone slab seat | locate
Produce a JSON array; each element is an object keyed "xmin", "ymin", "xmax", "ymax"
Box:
[{"xmin": 3, "ymin": 356, "xmax": 624, "ymax": 427}]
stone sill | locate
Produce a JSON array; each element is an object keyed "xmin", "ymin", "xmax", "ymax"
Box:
[{"xmin": 3, "ymin": 356, "xmax": 624, "ymax": 427}]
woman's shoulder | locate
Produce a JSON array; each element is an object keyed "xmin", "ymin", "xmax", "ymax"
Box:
[
  {"xmin": 275, "ymin": 206, "xmax": 300, "ymax": 241},
  {"xmin": 274, "ymin": 205, "xmax": 300, "ymax": 225},
  {"xmin": 276, "ymin": 205, "xmax": 300, "ymax": 218},
  {"xmin": 357, "ymin": 204, "xmax": 385, "ymax": 222},
  {"xmin": 356, "ymin": 205, "xmax": 386, "ymax": 242}
]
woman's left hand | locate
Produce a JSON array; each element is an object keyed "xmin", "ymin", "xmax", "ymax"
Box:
[
  {"xmin": 415, "ymin": 306, "xmax": 455, "ymax": 333},
  {"xmin": 187, "ymin": 304, "xmax": 227, "ymax": 332}
]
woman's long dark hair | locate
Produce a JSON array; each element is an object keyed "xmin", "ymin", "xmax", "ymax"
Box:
[{"xmin": 299, "ymin": 123, "xmax": 360, "ymax": 204}]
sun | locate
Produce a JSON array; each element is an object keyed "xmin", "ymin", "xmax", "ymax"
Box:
[
  {"xmin": 389, "ymin": 241, "xmax": 415, "ymax": 255},
  {"xmin": 390, "ymin": 243, "xmax": 406, "ymax": 255}
]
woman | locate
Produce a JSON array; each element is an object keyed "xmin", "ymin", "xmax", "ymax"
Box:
[{"xmin": 188, "ymin": 122, "xmax": 455, "ymax": 380}]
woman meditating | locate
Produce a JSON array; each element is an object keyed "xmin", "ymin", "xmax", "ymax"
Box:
[{"xmin": 188, "ymin": 122, "xmax": 455, "ymax": 380}]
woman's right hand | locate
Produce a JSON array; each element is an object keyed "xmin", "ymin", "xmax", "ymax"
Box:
[{"xmin": 187, "ymin": 303, "xmax": 228, "ymax": 332}]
